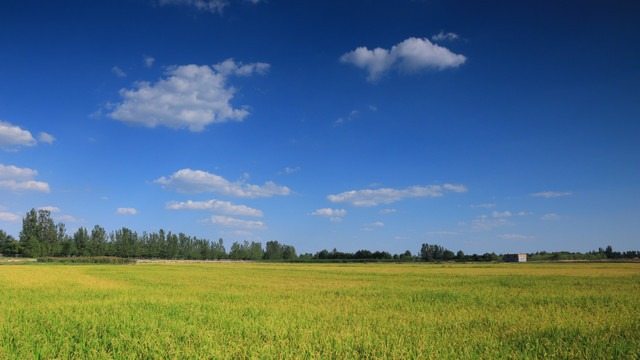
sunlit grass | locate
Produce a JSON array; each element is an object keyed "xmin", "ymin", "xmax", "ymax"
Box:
[{"xmin": 1, "ymin": 262, "xmax": 638, "ymax": 358}]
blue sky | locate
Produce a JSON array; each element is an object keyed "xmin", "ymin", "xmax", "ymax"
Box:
[{"xmin": 1, "ymin": 0, "xmax": 638, "ymax": 255}]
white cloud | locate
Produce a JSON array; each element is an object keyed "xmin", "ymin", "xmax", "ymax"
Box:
[
  {"xmin": 38, "ymin": 132, "xmax": 55, "ymax": 144},
  {"xmin": 541, "ymin": 213, "xmax": 561, "ymax": 221},
  {"xmin": 144, "ymin": 56, "xmax": 155, "ymax": 68},
  {"xmin": 498, "ymin": 233, "xmax": 531, "ymax": 240},
  {"xmin": 55, "ymin": 214, "xmax": 82, "ymax": 223},
  {"xmin": 379, "ymin": 208, "xmax": 397, "ymax": 214},
  {"xmin": 472, "ymin": 215, "xmax": 509, "ymax": 231},
  {"xmin": 108, "ymin": 59, "xmax": 269, "ymax": 132},
  {"xmin": 0, "ymin": 164, "xmax": 37, "ymax": 180},
  {"xmin": 0, "ymin": 122, "xmax": 55, "ymax": 150},
  {"xmin": 166, "ymin": 199, "xmax": 263, "ymax": 217},
  {"xmin": 362, "ymin": 221, "xmax": 385, "ymax": 231},
  {"xmin": 491, "ymin": 211, "xmax": 512, "ymax": 218},
  {"xmin": 0, "ymin": 164, "xmax": 50, "ymax": 193},
  {"xmin": 0, "ymin": 121, "xmax": 36, "ymax": 148},
  {"xmin": 0, "ymin": 180, "xmax": 50, "ymax": 192},
  {"xmin": 328, "ymin": 184, "xmax": 467, "ymax": 207},
  {"xmin": 212, "ymin": 58, "xmax": 270, "ymax": 76},
  {"xmin": 442, "ymin": 184, "xmax": 467, "ymax": 192},
  {"xmin": 111, "ymin": 66, "xmax": 127, "ymax": 78},
  {"xmin": 0, "ymin": 212, "xmax": 20, "ymax": 222},
  {"xmin": 340, "ymin": 37, "xmax": 466, "ymax": 81},
  {"xmin": 158, "ymin": 0, "xmax": 228, "ymax": 13},
  {"xmin": 37, "ymin": 206, "xmax": 60, "ymax": 213},
  {"xmin": 279, "ymin": 166, "xmax": 300, "ymax": 175},
  {"xmin": 431, "ymin": 31, "xmax": 460, "ymax": 42},
  {"xmin": 211, "ymin": 215, "xmax": 265, "ymax": 230},
  {"xmin": 530, "ymin": 191, "xmax": 572, "ymax": 198},
  {"xmin": 116, "ymin": 208, "xmax": 138, "ymax": 215},
  {"xmin": 334, "ymin": 110, "xmax": 360, "ymax": 126},
  {"xmin": 471, "ymin": 203, "xmax": 496, "ymax": 209},
  {"xmin": 312, "ymin": 208, "xmax": 347, "ymax": 222},
  {"xmin": 155, "ymin": 169, "xmax": 291, "ymax": 198}
]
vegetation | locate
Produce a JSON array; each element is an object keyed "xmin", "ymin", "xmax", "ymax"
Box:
[
  {"xmin": 1, "ymin": 209, "xmax": 638, "ymax": 262},
  {"xmin": 36, "ymin": 257, "xmax": 136, "ymax": 264},
  {"xmin": 0, "ymin": 262, "xmax": 638, "ymax": 358}
]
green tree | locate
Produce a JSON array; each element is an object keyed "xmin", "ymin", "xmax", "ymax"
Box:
[
  {"xmin": 264, "ymin": 241, "xmax": 284, "ymax": 260},
  {"xmin": 19, "ymin": 209, "xmax": 41, "ymax": 257},
  {"xmin": 73, "ymin": 227, "xmax": 90, "ymax": 256},
  {"xmin": 90, "ymin": 225, "xmax": 107, "ymax": 256},
  {"xmin": 282, "ymin": 245, "xmax": 296, "ymax": 260},
  {"xmin": 249, "ymin": 241, "xmax": 264, "ymax": 260},
  {"xmin": 113, "ymin": 227, "xmax": 138, "ymax": 258},
  {"xmin": 0, "ymin": 230, "xmax": 20, "ymax": 256},
  {"xmin": 420, "ymin": 243, "xmax": 450, "ymax": 262},
  {"xmin": 166, "ymin": 232, "xmax": 179, "ymax": 259},
  {"xmin": 211, "ymin": 238, "xmax": 226, "ymax": 259},
  {"xmin": 56, "ymin": 223, "xmax": 69, "ymax": 256},
  {"xmin": 229, "ymin": 241, "xmax": 244, "ymax": 259},
  {"xmin": 38, "ymin": 210, "xmax": 60, "ymax": 256}
]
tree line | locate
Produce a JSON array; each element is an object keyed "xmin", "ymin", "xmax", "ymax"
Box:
[
  {"xmin": 0, "ymin": 209, "xmax": 294, "ymax": 261},
  {"xmin": 1, "ymin": 209, "xmax": 638, "ymax": 262}
]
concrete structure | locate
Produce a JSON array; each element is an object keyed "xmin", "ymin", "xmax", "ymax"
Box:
[{"xmin": 503, "ymin": 253, "xmax": 527, "ymax": 262}]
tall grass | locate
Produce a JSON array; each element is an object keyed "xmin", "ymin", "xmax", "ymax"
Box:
[{"xmin": 0, "ymin": 263, "xmax": 638, "ymax": 358}]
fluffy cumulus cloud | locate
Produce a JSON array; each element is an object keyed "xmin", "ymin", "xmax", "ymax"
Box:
[
  {"xmin": 530, "ymin": 191, "xmax": 572, "ymax": 198},
  {"xmin": 166, "ymin": 199, "xmax": 263, "ymax": 217},
  {"xmin": 312, "ymin": 208, "xmax": 347, "ymax": 222},
  {"xmin": 116, "ymin": 208, "xmax": 138, "ymax": 215},
  {"xmin": 0, "ymin": 121, "xmax": 55, "ymax": 150},
  {"xmin": 108, "ymin": 59, "xmax": 269, "ymax": 132},
  {"xmin": 155, "ymin": 169, "xmax": 291, "ymax": 198},
  {"xmin": 210, "ymin": 215, "xmax": 265, "ymax": 230},
  {"xmin": 328, "ymin": 184, "xmax": 467, "ymax": 207},
  {"xmin": 0, "ymin": 164, "xmax": 50, "ymax": 193},
  {"xmin": 0, "ymin": 121, "xmax": 36, "ymax": 149},
  {"xmin": 340, "ymin": 37, "xmax": 466, "ymax": 81}
]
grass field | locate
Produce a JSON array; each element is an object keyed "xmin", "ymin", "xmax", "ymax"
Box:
[{"xmin": 0, "ymin": 262, "xmax": 638, "ymax": 359}]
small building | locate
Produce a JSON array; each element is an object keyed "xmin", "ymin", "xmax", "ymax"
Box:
[{"xmin": 503, "ymin": 253, "xmax": 527, "ymax": 262}]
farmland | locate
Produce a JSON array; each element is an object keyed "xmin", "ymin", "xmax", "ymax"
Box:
[{"xmin": 0, "ymin": 262, "xmax": 639, "ymax": 359}]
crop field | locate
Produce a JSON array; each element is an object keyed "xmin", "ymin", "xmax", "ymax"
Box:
[{"xmin": 0, "ymin": 262, "xmax": 639, "ymax": 359}]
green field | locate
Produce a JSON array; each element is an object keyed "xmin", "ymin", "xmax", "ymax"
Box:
[{"xmin": 0, "ymin": 262, "xmax": 638, "ymax": 359}]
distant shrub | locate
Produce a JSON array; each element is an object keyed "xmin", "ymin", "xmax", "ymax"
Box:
[{"xmin": 36, "ymin": 257, "xmax": 136, "ymax": 264}]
